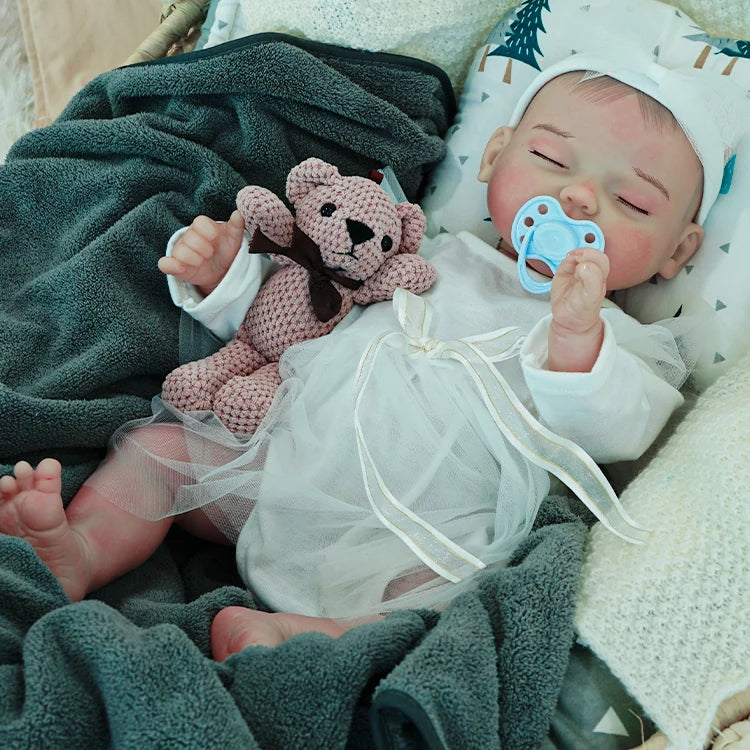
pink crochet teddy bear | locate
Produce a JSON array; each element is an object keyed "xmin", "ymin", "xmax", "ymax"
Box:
[{"xmin": 161, "ymin": 157, "xmax": 436, "ymax": 433}]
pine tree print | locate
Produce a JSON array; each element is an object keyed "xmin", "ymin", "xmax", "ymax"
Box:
[
  {"xmin": 478, "ymin": 10, "xmax": 518, "ymax": 74},
  {"xmin": 686, "ymin": 31, "xmax": 750, "ymax": 76},
  {"xmin": 482, "ymin": 0, "xmax": 550, "ymax": 84}
]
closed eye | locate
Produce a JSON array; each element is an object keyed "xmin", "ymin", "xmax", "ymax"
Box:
[
  {"xmin": 529, "ymin": 150, "xmax": 566, "ymax": 168},
  {"xmin": 617, "ymin": 197, "xmax": 649, "ymax": 215}
]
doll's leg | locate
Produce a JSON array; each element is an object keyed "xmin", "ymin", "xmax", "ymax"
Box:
[
  {"xmin": 213, "ymin": 362, "xmax": 282, "ymax": 434},
  {"xmin": 0, "ymin": 458, "xmax": 172, "ymax": 601},
  {"xmin": 93, "ymin": 422, "xmax": 232, "ymax": 545},
  {"xmin": 162, "ymin": 339, "xmax": 268, "ymax": 413}
]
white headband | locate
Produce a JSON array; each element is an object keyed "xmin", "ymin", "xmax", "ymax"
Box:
[{"xmin": 508, "ymin": 53, "xmax": 749, "ymax": 224}]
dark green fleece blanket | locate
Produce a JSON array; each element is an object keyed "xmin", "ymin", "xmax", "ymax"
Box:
[
  {"xmin": 0, "ymin": 496, "xmax": 586, "ymax": 750},
  {"xmin": 0, "ymin": 34, "xmax": 587, "ymax": 749}
]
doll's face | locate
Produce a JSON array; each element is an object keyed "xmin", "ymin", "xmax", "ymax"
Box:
[{"xmin": 478, "ymin": 72, "xmax": 704, "ymax": 291}]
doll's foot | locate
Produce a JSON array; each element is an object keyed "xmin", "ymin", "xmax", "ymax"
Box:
[
  {"xmin": 210, "ymin": 606, "xmax": 347, "ymax": 660},
  {"xmin": 0, "ymin": 459, "xmax": 89, "ymax": 601}
]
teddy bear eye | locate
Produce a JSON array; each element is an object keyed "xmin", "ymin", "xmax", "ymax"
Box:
[
  {"xmin": 381, "ymin": 235, "xmax": 393, "ymax": 252},
  {"xmin": 320, "ymin": 203, "xmax": 337, "ymax": 217}
]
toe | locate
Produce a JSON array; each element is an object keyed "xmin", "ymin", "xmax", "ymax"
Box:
[
  {"xmin": 0, "ymin": 474, "xmax": 19, "ymax": 499},
  {"xmin": 34, "ymin": 458, "xmax": 62, "ymax": 495},
  {"xmin": 13, "ymin": 461, "xmax": 34, "ymax": 492}
]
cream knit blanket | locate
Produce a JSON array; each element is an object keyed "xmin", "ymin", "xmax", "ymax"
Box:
[
  {"xmin": 576, "ymin": 346, "xmax": 750, "ymax": 750},
  {"xmin": 237, "ymin": 0, "xmax": 750, "ymax": 93},
  {"xmin": 237, "ymin": 0, "xmax": 519, "ymax": 91}
]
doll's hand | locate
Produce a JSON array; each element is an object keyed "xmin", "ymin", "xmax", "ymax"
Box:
[
  {"xmin": 158, "ymin": 210, "xmax": 245, "ymax": 297},
  {"xmin": 547, "ymin": 248, "xmax": 609, "ymax": 372},
  {"xmin": 550, "ymin": 247, "xmax": 609, "ymax": 333}
]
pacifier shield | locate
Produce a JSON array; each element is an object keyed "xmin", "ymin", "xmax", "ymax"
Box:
[{"xmin": 511, "ymin": 196, "xmax": 605, "ymax": 294}]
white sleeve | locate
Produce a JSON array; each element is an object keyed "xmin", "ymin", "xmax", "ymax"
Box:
[
  {"xmin": 165, "ymin": 226, "xmax": 276, "ymax": 341},
  {"xmin": 519, "ymin": 308, "xmax": 684, "ymax": 464}
]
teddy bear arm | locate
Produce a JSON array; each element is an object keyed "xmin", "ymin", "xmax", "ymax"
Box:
[
  {"xmin": 353, "ymin": 254, "xmax": 437, "ymax": 304},
  {"xmin": 236, "ymin": 185, "xmax": 295, "ymax": 247}
]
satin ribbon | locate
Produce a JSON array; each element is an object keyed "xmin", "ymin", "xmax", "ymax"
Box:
[{"xmin": 354, "ymin": 289, "xmax": 648, "ymax": 583}]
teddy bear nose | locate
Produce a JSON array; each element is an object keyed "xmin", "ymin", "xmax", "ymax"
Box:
[{"xmin": 346, "ymin": 218, "xmax": 375, "ymax": 245}]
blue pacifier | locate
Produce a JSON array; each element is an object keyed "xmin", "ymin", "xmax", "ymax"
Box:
[{"xmin": 510, "ymin": 196, "xmax": 605, "ymax": 294}]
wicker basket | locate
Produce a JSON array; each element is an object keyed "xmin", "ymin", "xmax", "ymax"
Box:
[{"xmin": 125, "ymin": 0, "xmax": 212, "ymax": 65}]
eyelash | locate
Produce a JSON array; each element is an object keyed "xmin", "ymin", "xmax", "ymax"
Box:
[
  {"xmin": 617, "ymin": 197, "xmax": 649, "ymax": 215},
  {"xmin": 530, "ymin": 150, "xmax": 650, "ymax": 216},
  {"xmin": 530, "ymin": 150, "xmax": 565, "ymax": 168}
]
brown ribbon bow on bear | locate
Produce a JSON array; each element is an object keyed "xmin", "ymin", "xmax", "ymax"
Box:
[{"xmin": 249, "ymin": 226, "xmax": 364, "ymax": 323}]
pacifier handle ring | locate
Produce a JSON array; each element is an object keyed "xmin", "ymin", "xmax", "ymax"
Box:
[{"xmin": 516, "ymin": 230, "xmax": 553, "ymax": 295}]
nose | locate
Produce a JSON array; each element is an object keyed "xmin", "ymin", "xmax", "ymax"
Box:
[
  {"xmin": 559, "ymin": 182, "xmax": 598, "ymax": 218},
  {"xmin": 346, "ymin": 218, "xmax": 375, "ymax": 245}
]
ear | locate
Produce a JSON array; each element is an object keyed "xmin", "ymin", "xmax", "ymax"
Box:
[
  {"xmin": 478, "ymin": 126, "xmax": 514, "ymax": 183},
  {"xmin": 658, "ymin": 222, "xmax": 704, "ymax": 279},
  {"xmin": 286, "ymin": 158, "xmax": 342, "ymax": 204},
  {"xmin": 396, "ymin": 202, "xmax": 426, "ymax": 254}
]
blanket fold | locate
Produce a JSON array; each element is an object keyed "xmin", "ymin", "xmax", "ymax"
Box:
[{"xmin": 0, "ymin": 33, "xmax": 453, "ymax": 498}]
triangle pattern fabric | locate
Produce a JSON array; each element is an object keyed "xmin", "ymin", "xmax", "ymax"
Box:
[{"xmin": 593, "ymin": 706, "xmax": 629, "ymax": 737}]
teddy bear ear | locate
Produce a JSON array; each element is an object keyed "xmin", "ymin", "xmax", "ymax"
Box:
[
  {"xmin": 396, "ymin": 202, "xmax": 426, "ymax": 254},
  {"xmin": 286, "ymin": 158, "xmax": 342, "ymax": 205}
]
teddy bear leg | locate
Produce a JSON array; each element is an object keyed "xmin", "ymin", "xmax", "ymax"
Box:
[
  {"xmin": 161, "ymin": 339, "xmax": 268, "ymax": 413},
  {"xmin": 212, "ymin": 362, "xmax": 282, "ymax": 434}
]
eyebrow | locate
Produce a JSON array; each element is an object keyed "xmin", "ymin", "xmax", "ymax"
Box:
[
  {"xmin": 532, "ymin": 123, "xmax": 574, "ymax": 138},
  {"xmin": 633, "ymin": 167, "xmax": 670, "ymax": 200}
]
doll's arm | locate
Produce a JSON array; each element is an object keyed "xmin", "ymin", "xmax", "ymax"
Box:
[
  {"xmin": 165, "ymin": 229, "xmax": 276, "ymax": 341},
  {"xmin": 521, "ymin": 309, "xmax": 684, "ymax": 463},
  {"xmin": 352, "ymin": 254, "xmax": 436, "ymax": 305},
  {"xmin": 548, "ymin": 248, "xmax": 608, "ymax": 372}
]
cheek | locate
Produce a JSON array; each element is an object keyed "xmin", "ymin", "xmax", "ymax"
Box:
[
  {"xmin": 604, "ymin": 223, "xmax": 661, "ymax": 288},
  {"xmin": 612, "ymin": 225, "xmax": 653, "ymax": 259},
  {"xmin": 486, "ymin": 163, "xmax": 539, "ymax": 238}
]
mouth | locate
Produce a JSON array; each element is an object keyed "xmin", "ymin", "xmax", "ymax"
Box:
[{"xmin": 331, "ymin": 245, "xmax": 359, "ymax": 260}]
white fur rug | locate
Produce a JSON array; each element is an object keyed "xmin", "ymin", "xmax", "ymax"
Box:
[{"xmin": 0, "ymin": 1, "xmax": 34, "ymax": 163}]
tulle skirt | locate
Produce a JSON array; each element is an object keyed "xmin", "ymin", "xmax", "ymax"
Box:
[
  {"xmin": 90, "ymin": 312, "xmax": 548, "ymax": 618},
  {"xmin": 86, "ymin": 232, "xmax": 697, "ymax": 619}
]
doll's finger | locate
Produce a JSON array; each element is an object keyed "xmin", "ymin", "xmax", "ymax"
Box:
[
  {"xmin": 157, "ymin": 255, "xmax": 187, "ymax": 277},
  {"xmin": 190, "ymin": 215, "xmax": 220, "ymax": 241},
  {"xmin": 575, "ymin": 246, "xmax": 609, "ymax": 274},
  {"xmin": 552, "ymin": 251, "xmax": 580, "ymax": 281},
  {"xmin": 170, "ymin": 243, "xmax": 207, "ymax": 268},
  {"xmin": 176, "ymin": 231, "xmax": 216, "ymax": 260},
  {"xmin": 228, "ymin": 210, "xmax": 245, "ymax": 230},
  {"xmin": 574, "ymin": 259, "xmax": 606, "ymax": 288}
]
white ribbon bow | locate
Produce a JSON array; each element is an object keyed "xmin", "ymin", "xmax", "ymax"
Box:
[{"xmin": 354, "ymin": 289, "xmax": 648, "ymax": 583}]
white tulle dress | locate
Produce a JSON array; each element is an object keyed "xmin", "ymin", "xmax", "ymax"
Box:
[{"xmin": 88, "ymin": 231, "xmax": 690, "ymax": 619}]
